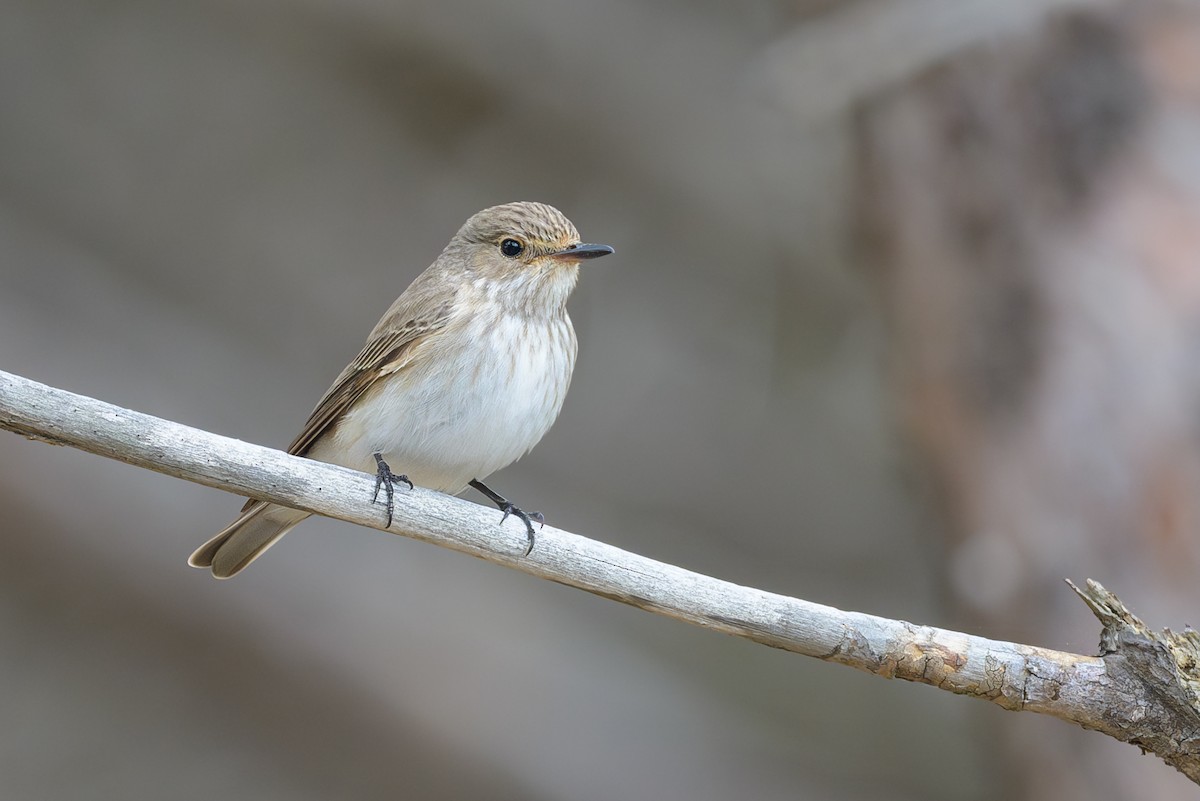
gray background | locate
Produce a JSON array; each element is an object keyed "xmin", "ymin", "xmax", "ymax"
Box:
[{"xmin": 1, "ymin": 1, "xmax": 1194, "ymax": 799}]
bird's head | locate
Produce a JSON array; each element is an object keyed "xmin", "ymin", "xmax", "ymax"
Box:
[{"xmin": 446, "ymin": 202, "xmax": 613, "ymax": 311}]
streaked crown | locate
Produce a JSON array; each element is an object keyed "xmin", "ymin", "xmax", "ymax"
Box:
[{"xmin": 455, "ymin": 202, "xmax": 581, "ymax": 252}]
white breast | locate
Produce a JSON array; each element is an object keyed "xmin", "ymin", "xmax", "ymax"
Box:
[{"xmin": 313, "ymin": 309, "xmax": 577, "ymax": 494}]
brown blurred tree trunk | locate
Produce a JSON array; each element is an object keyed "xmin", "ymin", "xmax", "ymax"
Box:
[{"xmin": 857, "ymin": 3, "xmax": 1200, "ymax": 799}]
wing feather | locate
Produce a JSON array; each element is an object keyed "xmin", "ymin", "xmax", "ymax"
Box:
[
  {"xmin": 286, "ymin": 318, "xmax": 443, "ymax": 458},
  {"xmin": 236, "ymin": 305, "xmax": 452, "ymax": 514}
]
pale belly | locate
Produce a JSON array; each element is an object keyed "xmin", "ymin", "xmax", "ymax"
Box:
[{"xmin": 308, "ymin": 314, "xmax": 576, "ymax": 494}]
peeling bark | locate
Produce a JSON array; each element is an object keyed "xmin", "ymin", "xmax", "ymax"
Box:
[{"xmin": 1, "ymin": 368, "xmax": 1198, "ymax": 782}]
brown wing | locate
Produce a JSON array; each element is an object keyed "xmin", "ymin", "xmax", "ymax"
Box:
[
  {"xmin": 237, "ymin": 308, "xmax": 450, "ymax": 514},
  {"xmin": 286, "ymin": 316, "xmax": 446, "ymax": 458}
]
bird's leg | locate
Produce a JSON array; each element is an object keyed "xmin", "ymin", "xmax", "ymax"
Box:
[
  {"xmin": 469, "ymin": 478, "xmax": 543, "ymax": 556},
  {"xmin": 372, "ymin": 452, "xmax": 412, "ymax": 528}
]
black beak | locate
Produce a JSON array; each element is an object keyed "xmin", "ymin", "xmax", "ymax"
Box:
[{"xmin": 550, "ymin": 243, "xmax": 614, "ymax": 261}]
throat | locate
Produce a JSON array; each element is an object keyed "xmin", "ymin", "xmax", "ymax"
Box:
[{"xmin": 481, "ymin": 265, "xmax": 579, "ymax": 320}]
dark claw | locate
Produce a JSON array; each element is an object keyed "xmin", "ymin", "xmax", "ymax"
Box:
[
  {"xmin": 469, "ymin": 478, "xmax": 543, "ymax": 556},
  {"xmin": 499, "ymin": 503, "xmax": 543, "ymax": 556},
  {"xmin": 372, "ymin": 452, "xmax": 412, "ymax": 528}
]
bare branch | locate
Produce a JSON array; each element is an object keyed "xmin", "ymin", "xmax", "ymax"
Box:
[{"xmin": 1, "ymin": 367, "xmax": 1197, "ymax": 782}]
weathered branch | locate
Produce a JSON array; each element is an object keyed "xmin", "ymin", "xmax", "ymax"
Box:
[{"xmin": 1, "ymin": 368, "xmax": 1197, "ymax": 782}]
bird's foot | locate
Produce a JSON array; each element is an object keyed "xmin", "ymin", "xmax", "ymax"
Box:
[
  {"xmin": 499, "ymin": 504, "xmax": 544, "ymax": 556},
  {"xmin": 372, "ymin": 452, "xmax": 412, "ymax": 528},
  {"xmin": 469, "ymin": 478, "xmax": 544, "ymax": 556}
]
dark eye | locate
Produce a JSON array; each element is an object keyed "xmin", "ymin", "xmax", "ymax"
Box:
[{"xmin": 500, "ymin": 238, "xmax": 525, "ymax": 258}]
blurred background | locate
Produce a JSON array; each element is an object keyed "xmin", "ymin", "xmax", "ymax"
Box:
[{"xmin": 2, "ymin": 0, "xmax": 1198, "ymax": 798}]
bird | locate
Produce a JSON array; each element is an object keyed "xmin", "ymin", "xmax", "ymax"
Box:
[{"xmin": 189, "ymin": 201, "xmax": 613, "ymax": 578}]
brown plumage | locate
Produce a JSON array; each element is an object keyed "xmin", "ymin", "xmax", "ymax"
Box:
[{"xmin": 189, "ymin": 202, "xmax": 613, "ymax": 577}]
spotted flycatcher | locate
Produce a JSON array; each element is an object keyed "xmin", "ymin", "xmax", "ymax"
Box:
[{"xmin": 189, "ymin": 201, "xmax": 613, "ymax": 577}]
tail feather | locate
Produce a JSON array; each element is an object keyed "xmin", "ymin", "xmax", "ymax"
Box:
[{"xmin": 189, "ymin": 502, "xmax": 310, "ymax": 579}]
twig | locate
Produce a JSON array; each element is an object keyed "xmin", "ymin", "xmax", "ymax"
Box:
[{"xmin": 1, "ymin": 368, "xmax": 1197, "ymax": 783}]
